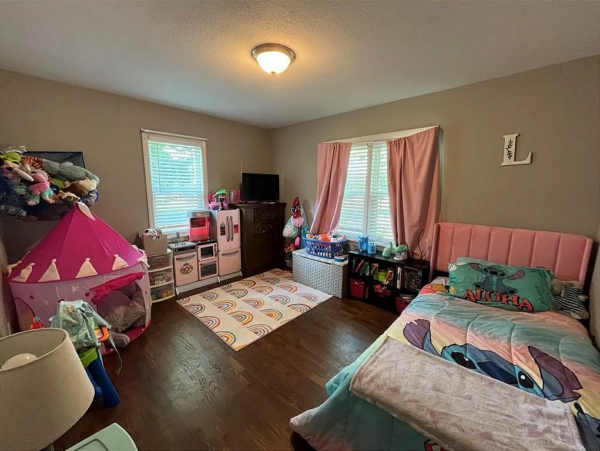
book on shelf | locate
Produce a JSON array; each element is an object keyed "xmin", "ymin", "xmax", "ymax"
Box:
[
  {"xmin": 396, "ymin": 266, "xmax": 403, "ymax": 290},
  {"xmin": 404, "ymin": 266, "xmax": 423, "ymax": 291}
]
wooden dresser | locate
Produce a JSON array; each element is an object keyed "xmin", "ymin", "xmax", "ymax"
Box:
[{"xmin": 235, "ymin": 203, "xmax": 286, "ymax": 277}]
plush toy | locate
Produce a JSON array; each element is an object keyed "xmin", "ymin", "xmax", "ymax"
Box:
[
  {"xmin": 26, "ymin": 169, "xmax": 55, "ymax": 205},
  {"xmin": 0, "ymin": 173, "xmax": 26, "ymax": 217},
  {"xmin": 60, "ymin": 178, "xmax": 100, "ymax": 207},
  {"xmin": 0, "ymin": 151, "xmax": 22, "ymax": 165},
  {"xmin": 81, "ymin": 189, "xmax": 99, "ymax": 206},
  {"xmin": 63, "ymin": 178, "xmax": 98, "ymax": 197},
  {"xmin": 142, "ymin": 229, "xmax": 159, "ymax": 239},
  {"xmin": 42, "ymin": 160, "xmax": 100, "ymax": 184},
  {"xmin": 291, "ymin": 199, "xmax": 305, "ymax": 227},
  {"xmin": 283, "ymin": 197, "xmax": 310, "ymax": 262},
  {"xmin": 58, "ymin": 190, "xmax": 80, "ymax": 206},
  {"xmin": 1, "ymin": 160, "xmax": 31, "ymax": 196}
]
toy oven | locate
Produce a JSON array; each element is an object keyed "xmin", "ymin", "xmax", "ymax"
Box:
[{"xmin": 199, "ymin": 259, "xmax": 218, "ymax": 280}]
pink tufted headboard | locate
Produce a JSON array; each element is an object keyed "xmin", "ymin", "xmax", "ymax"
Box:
[{"xmin": 430, "ymin": 222, "xmax": 593, "ymax": 286}]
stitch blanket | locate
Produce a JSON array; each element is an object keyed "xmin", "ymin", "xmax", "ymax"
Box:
[{"xmin": 350, "ymin": 336, "xmax": 585, "ymax": 451}]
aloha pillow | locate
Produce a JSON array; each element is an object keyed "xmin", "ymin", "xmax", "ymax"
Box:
[{"xmin": 448, "ymin": 258, "xmax": 556, "ymax": 313}]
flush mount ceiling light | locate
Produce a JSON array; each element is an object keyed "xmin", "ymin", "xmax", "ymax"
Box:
[{"xmin": 251, "ymin": 43, "xmax": 296, "ymax": 75}]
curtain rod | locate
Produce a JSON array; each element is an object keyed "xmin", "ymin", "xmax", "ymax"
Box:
[
  {"xmin": 324, "ymin": 125, "xmax": 438, "ymax": 144},
  {"xmin": 141, "ymin": 129, "xmax": 208, "ymax": 142}
]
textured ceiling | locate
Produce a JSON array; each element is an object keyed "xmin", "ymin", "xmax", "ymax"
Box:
[{"xmin": 0, "ymin": 1, "xmax": 598, "ymax": 128}]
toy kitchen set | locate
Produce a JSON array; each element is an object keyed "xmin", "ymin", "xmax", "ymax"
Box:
[{"xmin": 168, "ymin": 209, "xmax": 241, "ymax": 296}]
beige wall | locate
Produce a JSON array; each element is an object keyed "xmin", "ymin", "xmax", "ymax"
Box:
[
  {"xmin": 0, "ymin": 69, "xmax": 272, "ymax": 243},
  {"xmin": 1, "ymin": 58, "xmax": 599, "ymax": 338},
  {"xmin": 271, "ymin": 56, "xmax": 600, "ymax": 239},
  {"xmin": 272, "ymin": 56, "xmax": 600, "ymax": 341}
]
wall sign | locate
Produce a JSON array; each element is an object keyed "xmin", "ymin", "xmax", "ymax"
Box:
[{"xmin": 501, "ymin": 133, "xmax": 532, "ymax": 166}]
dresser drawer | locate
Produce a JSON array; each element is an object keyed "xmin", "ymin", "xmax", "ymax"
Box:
[
  {"xmin": 255, "ymin": 220, "xmax": 279, "ymax": 235},
  {"xmin": 255, "ymin": 232, "xmax": 281, "ymax": 255},
  {"xmin": 255, "ymin": 208, "xmax": 281, "ymax": 221}
]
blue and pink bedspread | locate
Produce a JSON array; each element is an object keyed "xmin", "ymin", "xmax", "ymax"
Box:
[{"xmin": 290, "ymin": 288, "xmax": 600, "ymax": 450}]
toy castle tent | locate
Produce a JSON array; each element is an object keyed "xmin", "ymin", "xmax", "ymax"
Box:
[{"xmin": 7, "ymin": 203, "xmax": 152, "ymax": 342}]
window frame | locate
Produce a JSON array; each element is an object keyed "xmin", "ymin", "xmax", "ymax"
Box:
[{"xmin": 141, "ymin": 130, "xmax": 208, "ymax": 234}]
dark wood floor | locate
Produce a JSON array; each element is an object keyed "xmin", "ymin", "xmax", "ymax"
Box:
[{"xmin": 55, "ymin": 282, "xmax": 397, "ymax": 451}]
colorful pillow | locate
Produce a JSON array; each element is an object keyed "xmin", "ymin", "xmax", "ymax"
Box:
[{"xmin": 448, "ymin": 259, "xmax": 556, "ymax": 313}]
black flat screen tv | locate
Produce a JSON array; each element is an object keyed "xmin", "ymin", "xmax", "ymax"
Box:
[{"xmin": 241, "ymin": 173, "xmax": 280, "ymax": 202}]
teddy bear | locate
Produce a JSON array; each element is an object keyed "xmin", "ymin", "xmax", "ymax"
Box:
[
  {"xmin": 61, "ymin": 178, "xmax": 99, "ymax": 206},
  {"xmin": 26, "ymin": 169, "xmax": 55, "ymax": 205}
]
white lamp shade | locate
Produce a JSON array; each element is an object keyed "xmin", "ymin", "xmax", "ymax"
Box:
[
  {"xmin": 256, "ymin": 51, "xmax": 292, "ymax": 75},
  {"xmin": 0, "ymin": 329, "xmax": 94, "ymax": 451},
  {"xmin": 251, "ymin": 44, "xmax": 296, "ymax": 75}
]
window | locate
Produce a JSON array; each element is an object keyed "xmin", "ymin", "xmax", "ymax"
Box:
[
  {"xmin": 142, "ymin": 131, "xmax": 207, "ymax": 233},
  {"xmin": 337, "ymin": 142, "xmax": 394, "ymax": 243}
]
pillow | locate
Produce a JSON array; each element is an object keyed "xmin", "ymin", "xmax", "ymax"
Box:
[
  {"xmin": 97, "ymin": 283, "xmax": 146, "ymax": 333},
  {"xmin": 419, "ymin": 277, "xmax": 450, "ymax": 295},
  {"xmin": 555, "ymin": 282, "xmax": 589, "ymax": 320},
  {"xmin": 447, "ymin": 259, "xmax": 556, "ymax": 313}
]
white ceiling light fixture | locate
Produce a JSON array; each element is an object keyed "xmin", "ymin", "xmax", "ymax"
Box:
[{"xmin": 251, "ymin": 43, "xmax": 296, "ymax": 75}]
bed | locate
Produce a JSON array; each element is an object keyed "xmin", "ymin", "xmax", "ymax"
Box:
[{"xmin": 290, "ymin": 222, "xmax": 599, "ymax": 451}]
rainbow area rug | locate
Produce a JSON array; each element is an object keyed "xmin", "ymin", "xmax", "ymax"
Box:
[{"xmin": 177, "ymin": 269, "xmax": 332, "ymax": 351}]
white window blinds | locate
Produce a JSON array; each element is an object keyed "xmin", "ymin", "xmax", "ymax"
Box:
[
  {"xmin": 142, "ymin": 132, "xmax": 207, "ymax": 232},
  {"xmin": 337, "ymin": 145, "xmax": 368, "ymax": 237},
  {"xmin": 338, "ymin": 142, "xmax": 394, "ymax": 243}
]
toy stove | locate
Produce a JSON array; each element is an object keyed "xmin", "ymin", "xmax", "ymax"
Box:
[
  {"xmin": 188, "ymin": 211, "xmax": 211, "ymax": 242},
  {"xmin": 167, "ymin": 241, "xmax": 198, "ymax": 289},
  {"xmin": 167, "ymin": 241, "xmax": 197, "ymax": 253}
]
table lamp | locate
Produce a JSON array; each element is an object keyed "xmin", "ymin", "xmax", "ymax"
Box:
[{"xmin": 0, "ymin": 328, "xmax": 94, "ymax": 451}]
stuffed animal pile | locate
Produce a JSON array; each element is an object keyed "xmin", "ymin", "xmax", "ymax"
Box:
[{"xmin": 0, "ymin": 146, "xmax": 100, "ymax": 220}]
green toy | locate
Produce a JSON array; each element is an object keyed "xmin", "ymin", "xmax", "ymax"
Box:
[
  {"xmin": 42, "ymin": 160, "xmax": 100, "ymax": 184},
  {"xmin": 382, "ymin": 242, "xmax": 393, "ymax": 258},
  {"xmin": 394, "ymin": 244, "xmax": 409, "ymax": 261},
  {"xmin": 0, "ymin": 151, "xmax": 22, "ymax": 164}
]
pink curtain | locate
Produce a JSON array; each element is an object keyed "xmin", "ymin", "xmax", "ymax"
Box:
[
  {"xmin": 310, "ymin": 142, "xmax": 352, "ymax": 234},
  {"xmin": 387, "ymin": 127, "xmax": 440, "ymax": 260}
]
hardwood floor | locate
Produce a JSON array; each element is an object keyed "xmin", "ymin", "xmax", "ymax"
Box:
[{"xmin": 55, "ymin": 282, "xmax": 397, "ymax": 451}]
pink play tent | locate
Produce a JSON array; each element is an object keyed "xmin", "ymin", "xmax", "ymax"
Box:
[{"xmin": 6, "ymin": 203, "xmax": 152, "ymax": 342}]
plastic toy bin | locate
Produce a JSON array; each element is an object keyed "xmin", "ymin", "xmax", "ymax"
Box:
[
  {"xmin": 151, "ymin": 285, "xmax": 174, "ymax": 302},
  {"xmin": 148, "ymin": 268, "xmax": 173, "ymax": 286},
  {"xmin": 147, "ymin": 251, "xmax": 172, "ymax": 270},
  {"xmin": 304, "ymin": 237, "xmax": 346, "ymax": 259}
]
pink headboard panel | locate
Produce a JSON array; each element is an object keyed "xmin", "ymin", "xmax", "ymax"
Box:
[{"xmin": 430, "ymin": 222, "xmax": 593, "ymax": 286}]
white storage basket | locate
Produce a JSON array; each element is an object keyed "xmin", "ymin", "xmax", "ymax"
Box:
[{"xmin": 292, "ymin": 249, "xmax": 347, "ymax": 298}]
